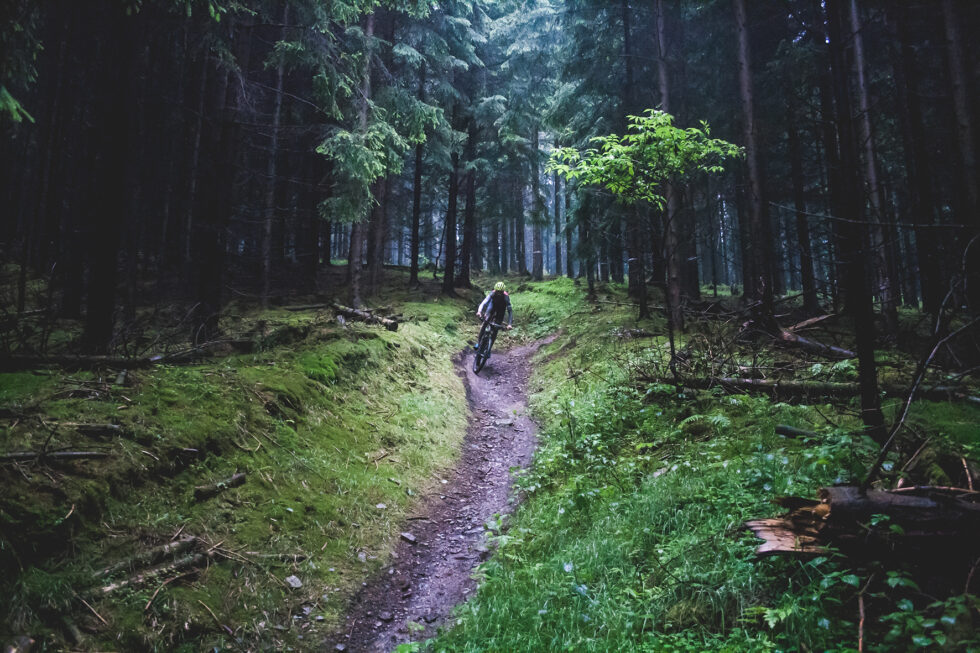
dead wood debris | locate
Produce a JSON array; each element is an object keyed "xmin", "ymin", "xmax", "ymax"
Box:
[
  {"xmin": 93, "ymin": 536, "xmax": 198, "ymax": 579},
  {"xmin": 193, "ymin": 472, "xmax": 247, "ymax": 500},
  {"xmin": 640, "ymin": 375, "xmax": 980, "ymax": 405},
  {"xmin": 745, "ymin": 485, "xmax": 980, "ymax": 558}
]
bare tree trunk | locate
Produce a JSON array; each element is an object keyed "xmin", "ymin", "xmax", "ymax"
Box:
[
  {"xmin": 516, "ymin": 181, "xmax": 527, "ymax": 275},
  {"xmin": 553, "ymin": 172, "xmax": 562, "ymax": 278},
  {"xmin": 261, "ymin": 5, "xmax": 288, "ymax": 309},
  {"xmin": 941, "ymin": 0, "xmax": 980, "ymax": 310},
  {"xmin": 349, "ymin": 11, "xmax": 374, "ymax": 308},
  {"xmin": 849, "ymin": 0, "xmax": 898, "ymax": 338},
  {"xmin": 500, "ymin": 211, "xmax": 509, "ymax": 274},
  {"xmin": 409, "ymin": 132, "xmax": 423, "ymax": 286},
  {"xmin": 733, "ymin": 0, "xmax": 774, "ymax": 326},
  {"xmin": 565, "ymin": 182, "xmax": 574, "ymax": 278},
  {"xmin": 826, "ymin": 0, "xmax": 887, "ymax": 445},
  {"xmin": 890, "ymin": 6, "xmax": 941, "ymax": 314},
  {"xmin": 366, "ymin": 177, "xmax": 387, "ymax": 293},
  {"xmin": 457, "ymin": 121, "xmax": 477, "ymax": 288},
  {"xmin": 83, "ymin": 2, "xmax": 132, "ymax": 352},
  {"xmin": 655, "ymin": 0, "xmax": 684, "ymax": 330},
  {"xmin": 787, "ymin": 95, "xmax": 821, "ymax": 316},
  {"xmin": 184, "ymin": 54, "xmax": 208, "ymax": 266},
  {"xmin": 531, "ymin": 128, "xmax": 544, "ymax": 280},
  {"xmin": 442, "ymin": 151, "xmax": 460, "ymax": 294}
]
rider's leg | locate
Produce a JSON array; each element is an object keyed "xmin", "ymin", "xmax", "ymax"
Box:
[{"xmin": 475, "ymin": 322, "xmax": 489, "ymax": 350}]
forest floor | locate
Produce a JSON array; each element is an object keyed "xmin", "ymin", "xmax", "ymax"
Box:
[{"xmin": 336, "ymin": 334, "xmax": 556, "ymax": 652}]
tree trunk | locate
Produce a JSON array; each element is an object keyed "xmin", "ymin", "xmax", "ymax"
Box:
[
  {"xmin": 82, "ymin": 3, "xmax": 132, "ymax": 352},
  {"xmin": 787, "ymin": 95, "xmax": 821, "ymax": 316},
  {"xmin": 349, "ymin": 11, "xmax": 374, "ymax": 307},
  {"xmin": 565, "ymin": 181, "xmax": 574, "ymax": 278},
  {"xmin": 849, "ymin": 0, "xmax": 898, "ymax": 338},
  {"xmin": 826, "ymin": 0, "xmax": 887, "ymax": 445},
  {"xmin": 261, "ymin": 5, "xmax": 288, "ymax": 309},
  {"xmin": 941, "ymin": 0, "xmax": 980, "ymax": 311},
  {"xmin": 554, "ymin": 172, "xmax": 562, "ymax": 279},
  {"xmin": 442, "ymin": 151, "xmax": 460, "ymax": 294},
  {"xmin": 656, "ymin": 0, "xmax": 684, "ymax": 330},
  {"xmin": 457, "ymin": 121, "xmax": 477, "ymax": 288},
  {"xmin": 531, "ymin": 128, "xmax": 544, "ymax": 281},
  {"xmin": 516, "ymin": 182, "xmax": 527, "ymax": 275},
  {"xmin": 409, "ymin": 140, "xmax": 423, "ymax": 285},
  {"xmin": 500, "ymin": 211, "xmax": 509, "ymax": 274},
  {"xmin": 890, "ymin": 6, "xmax": 941, "ymax": 314},
  {"xmin": 183, "ymin": 53, "xmax": 209, "ymax": 267},
  {"xmin": 367, "ymin": 178, "xmax": 388, "ymax": 293},
  {"xmin": 733, "ymin": 0, "xmax": 774, "ymax": 326}
]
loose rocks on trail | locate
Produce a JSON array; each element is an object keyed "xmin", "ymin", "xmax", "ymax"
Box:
[{"xmin": 334, "ymin": 336, "xmax": 554, "ymax": 652}]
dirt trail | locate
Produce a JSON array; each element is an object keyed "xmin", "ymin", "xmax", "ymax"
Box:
[{"xmin": 333, "ymin": 335, "xmax": 554, "ymax": 652}]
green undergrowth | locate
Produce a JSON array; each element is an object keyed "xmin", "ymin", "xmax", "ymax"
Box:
[
  {"xmin": 0, "ymin": 287, "xmax": 473, "ymax": 650},
  {"xmin": 423, "ymin": 282, "xmax": 980, "ymax": 652}
]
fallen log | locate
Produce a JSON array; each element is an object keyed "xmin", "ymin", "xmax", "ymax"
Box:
[
  {"xmin": 786, "ymin": 314, "xmax": 836, "ymax": 332},
  {"xmin": 773, "ymin": 328, "xmax": 855, "ymax": 359},
  {"xmin": 331, "ymin": 303, "xmax": 398, "ymax": 331},
  {"xmin": 746, "ymin": 485, "xmax": 980, "ymax": 559},
  {"xmin": 0, "ymin": 450, "xmax": 110, "ymax": 463},
  {"xmin": 194, "ymin": 472, "xmax": 246, "ymax": 500},
  {"xmin": 283, "ymin": 303, "xmax": 330, "ymax": 312},
  {"xmin": 99, "ymin": 552, "xmax": 212, "ymax": 595},
  {"xmin": 242, "ymin": 552, "xmax": 309, "ymax": 562},
  {"xmin": 641, "ymin": 375, "xmax": 980, "ymax": 404},
  {"xmin": 93, "ymin": 536, "xmax": 198, "ymax": 579}
]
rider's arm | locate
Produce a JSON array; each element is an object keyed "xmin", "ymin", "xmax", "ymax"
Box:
[
  {"xmin": 477, "ymin": 293, "xmax": 491, "ymax": 316},
  {"xmin": 505, "ymin": 295, "xmax": 513, "ymax": 326}
]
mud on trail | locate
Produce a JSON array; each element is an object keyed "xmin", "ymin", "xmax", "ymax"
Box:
[{"xmin": 334, "ymin": 335, "xmax": 555, "ymax": 652}]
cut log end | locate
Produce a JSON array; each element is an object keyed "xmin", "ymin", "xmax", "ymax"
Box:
[{"xmin": 745, "ymin": 519, "xmax": 825, "ymax": 556}]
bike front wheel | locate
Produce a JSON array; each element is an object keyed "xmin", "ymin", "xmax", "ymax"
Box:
[{"xmin": 473, "ymin": 333, "xmax": 491, "ymax": 374}]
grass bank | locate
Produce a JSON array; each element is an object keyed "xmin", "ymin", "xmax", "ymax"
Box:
[
  {"xmin": 1, "ymin": 277, "xmax": 478, "ymax": 651},
  {"xmin": 425, "ymin": 280, "xmax": 980, "ymax": 653}
]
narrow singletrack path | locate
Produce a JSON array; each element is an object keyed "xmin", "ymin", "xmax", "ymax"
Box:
[{"xmin": 334, "ymin": 335, "xmax": 555, "ymax": 652}]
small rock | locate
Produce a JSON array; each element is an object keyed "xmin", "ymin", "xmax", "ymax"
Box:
[
  {"xmin": 357, "ymin": 551, "xmax": 367, "ymax": 563},
  {"xmin": 400, "ymin": 532, "xmax": 417, "ymax": 544},
  {"xmin": 423, "ymin": 613, "xmax": 438, "ymax": 623},
  {"xmin": 335, "ymin": 645, "xmax": 347, "ymax": 652},
  {"xmin": 494, "ymin": 419, "xmax": 514, "ymax": 427},
  {"xmin": 376, "ymin": 503, "xmax": 387, "ymax": 510},
  {"xmin": 379, "ymin": 611, "xmax": 394, "ymax": 622},
  {"xmin": 284, "ymin": 575, "xmax": 303, "ymax": 589}
]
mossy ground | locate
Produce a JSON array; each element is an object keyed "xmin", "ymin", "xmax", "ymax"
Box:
[
  {"xmin": 2, "ymin": 271, "xmax": 977, "ymax": 651},
  {"xmin": 421, "ymin": 280, "xmax": 980, "ymax": 652},
  {"xmin": 0, "ymin": 270, "xmax": 496, "ymax": 651}
]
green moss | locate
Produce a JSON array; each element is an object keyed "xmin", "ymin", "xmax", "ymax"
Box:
[
  {"xmin": 0, "ymin": 371, "xmax": 52, "ymax": 403},
  {"xmin": 298, "ymin": 352, "xmax": 339, "ymax": 385},
  {"xmin": 1, "ymin": 290, "xmax": 474, "ymax": 649}
]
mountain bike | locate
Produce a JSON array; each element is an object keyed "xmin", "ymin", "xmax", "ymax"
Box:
[{"xmin": 473, "ymin": 321, "xmax": 505, "ymax": 374}]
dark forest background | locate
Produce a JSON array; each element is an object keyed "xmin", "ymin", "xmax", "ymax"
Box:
[{"xmin": 2, "ymin": 0, "xmax": 978, "ymax": 352}]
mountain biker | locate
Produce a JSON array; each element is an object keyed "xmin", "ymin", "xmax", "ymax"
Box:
[{"xmin": 474, "ymin": 282, "xmax": 513, "ymax": 354}]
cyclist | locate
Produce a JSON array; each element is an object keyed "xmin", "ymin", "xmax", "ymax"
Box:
[{"xmin": 474, "ymin": 282, "xmax": 513, "ymax": 356}]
